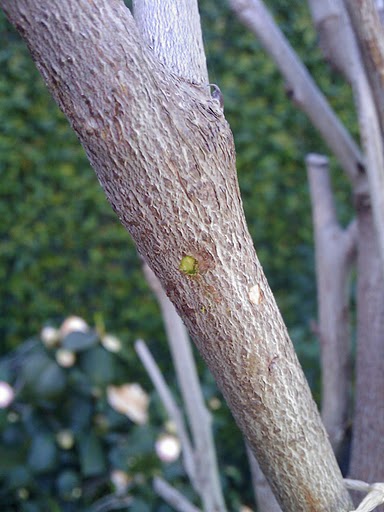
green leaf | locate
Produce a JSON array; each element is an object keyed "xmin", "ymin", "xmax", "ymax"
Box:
[
  {"xmin": 21, "ymin": 351, "xmax": 51, "ymax": 389},
  {"xmin": 27, "ymin": 433, "xmax": 57, "ymax": 473},
  {"xmin": 0, "ymin": 443, "xmax": 27, "ymax": 476},
  {"xmin": 78, "ymin": 431, "xmax": 106, "ymax": 477},
  {"xmin": 56, "ymin": 470, "xmax": 81, "ymax": 500},
  {"xmin": 62, "ymin": 331, "xmax": 99, "ymax": 352},
  {"xmin": 5, "ymin": 466, "xmax": 32, "ymax": 490},
  {"xmin": 79, "ymin": 346, "xmax": 115, "ymax": 387},
  {"xmin": 34, "ymin": 361, "xmax": 67, "ymax": 399}
]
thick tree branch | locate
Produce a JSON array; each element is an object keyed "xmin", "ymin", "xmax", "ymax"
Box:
[
  {"xmin": 132, "ymin": 0, "xmax": 208, "ymax": 84},
  {"xmin": 228, "ymin": 0, "xmax": 364, "ymax": 187},
  {"xmin": 0, "ymin": 1, "xmax": 352, "ymax": 510},
  {"xmin": 349, "ymin": 198, "xmax": 384, "ymax": 490},
  {"xmin": 133, "ymin": 5, "xmax": 222, "ymax": 506},
  {"xmin": 246, "ymin": 444, "xmax": 282, "ymax": 512},
  {"xmin": 306, "ymin": 154, "xmax": 356, "ymax": 454}
]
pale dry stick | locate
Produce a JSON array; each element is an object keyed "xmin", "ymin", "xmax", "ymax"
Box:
[
  {"xmin": 90, "ymin": 494, "xmax": 133, "ymax": 512},
  {"xmin": 134, "ymin": 339, "xmax": 196, "ymax": 486},
  {"xmin": 306, "ymin": 154, "xmax": 357, "ymax": 454},
  {"xmin": 345, "ymin": 480, "xmax": 384, "ymax": 512},
  {"xmin": 307, "ymin": 0, "xmax": 356, "ymax": 84},
  {"xmin": 143, "ymin": 265, "xmax": 226, "ymax": 512},
  {"xmin": 228, "ymin": 0, "xmax": 364, "ymax": 187},
  {"xmin": 154, "ymin": 477, "xmax": 202, "ymax": 512},
  {"xmin": 375, "ymin": 0, "xmax": 384, "ymax": 23}
]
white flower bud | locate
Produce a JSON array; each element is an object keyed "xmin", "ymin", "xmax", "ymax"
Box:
[
  {"xmin": 111, "ymin": 469, "xmax": 131, "ymax": 495},
  {"xmin": 101, "ymin": 334, "xmax": 122, "ymax": 353},
  {"xmin": 56, "ymin": 429, "xmax": 75, "ymax": 450},
  {"xmin": 59, "ymin": 316, "xmax": 88, "ymax": 338},
  {"xmin": 40, "ymin": 326, "xmax": 59, "ymax": 347},
  {"xmin": 0, "ymin": 382, "xmax": 14, "ymax": 408},
  {"xmin": 56, "ymin": 349, "xmax": 76, "ymax": 368},
  {"xmin": 155, "ymin": 434, "xmax": 181, "ymax": 463}
]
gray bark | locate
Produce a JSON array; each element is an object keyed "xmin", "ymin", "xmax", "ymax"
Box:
[
  {"xmin": 344, "ymin": 0, "xmax": 384, "ymax": 131},
  {"xmin": 349, "ymin": 198, "xmax": 384, "ymax": 506},
  {"xmin": 306, "ymin": 154, "xmax": 356, "ymax": 454},
  {"xmin": 132, "ymin": 0, "xmax": 208, "ymax": 85},
  {"xmin": 308, "ymin": 0, "xmax": 384, "ymax": 492},
  {"xmin": 246, "ymin": 444, "xmax": 282, "ymax": 512},
  {"xmin": 0, "ymin": 1, "xmax": 353, "ymax": 510}
]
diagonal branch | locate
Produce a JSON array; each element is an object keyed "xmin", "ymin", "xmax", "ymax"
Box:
[
  {"xmin": 228, "ymin": 0, "xmax": 364, "ymax": 186},
  {"xmin": 135, "ymin": 339, "xmax": 197, "ymax": 487},
  {"xmin": 154, "ymin": 477, "xmax": 202, "ymax": 512}
]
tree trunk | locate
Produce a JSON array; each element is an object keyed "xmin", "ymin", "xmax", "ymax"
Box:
[{"xmin": 0, "ymin": 1, "xmax": 353, "ymax": 510}]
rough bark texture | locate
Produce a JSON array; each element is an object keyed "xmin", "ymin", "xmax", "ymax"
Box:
[
  {"xmin": 246, "ymin": 444, "xmax": 282, "ymax": 512},
  {"xmin": 132, "ymin": 0, "xmax": 208, "ymax": 85},
  {"xmin": 0, "ymin": 1, "xmax": 353, "ymax": 510},
  {"xmin": 349, "ymin": 200, "xmax": 384, "ymax": 509}
]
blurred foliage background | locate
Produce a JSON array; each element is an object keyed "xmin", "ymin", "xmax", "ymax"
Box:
[{"xmin": 0, "ymin": 0, "xmax": 357, "ymax": 510}]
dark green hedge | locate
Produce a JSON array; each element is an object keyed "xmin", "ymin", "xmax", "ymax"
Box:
[{"xmin": 1, "ymin": 1, "xmax": 355, "ymax": 362}]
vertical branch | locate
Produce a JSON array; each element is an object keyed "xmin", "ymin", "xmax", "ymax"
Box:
[
  {"xmin": 132, "ymin": 0, "xmax": 208, "ymax": 84},
  {"xmin": 307, "ymin": 0, "xmax": 384, "ymax": 492},
  {"xmin": 307, "ymin": 0, "xmax": 358, "ymax": 84},
  {"xmin": 349, "ymin": 196, "xmax": 384, "ymax": 489},
  {"xmin": 344, "ymin": 0, "xmax": 384, "ymax": 129},
  {"xmin": 306, "ymin": 154, "xmax": 356, "ymax": 454},
  {"xmin": 143, "ymin": 265, "xmax": 226, "ymax": 512}
]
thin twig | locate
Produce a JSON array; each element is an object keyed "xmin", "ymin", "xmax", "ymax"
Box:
[
  {"xmin": 153, "ymin": 477, "xmax": 202, "ymax": 512},
  {"xmin": 135, "ymin": 339, "xmax": 196, "ymax": 484}
]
